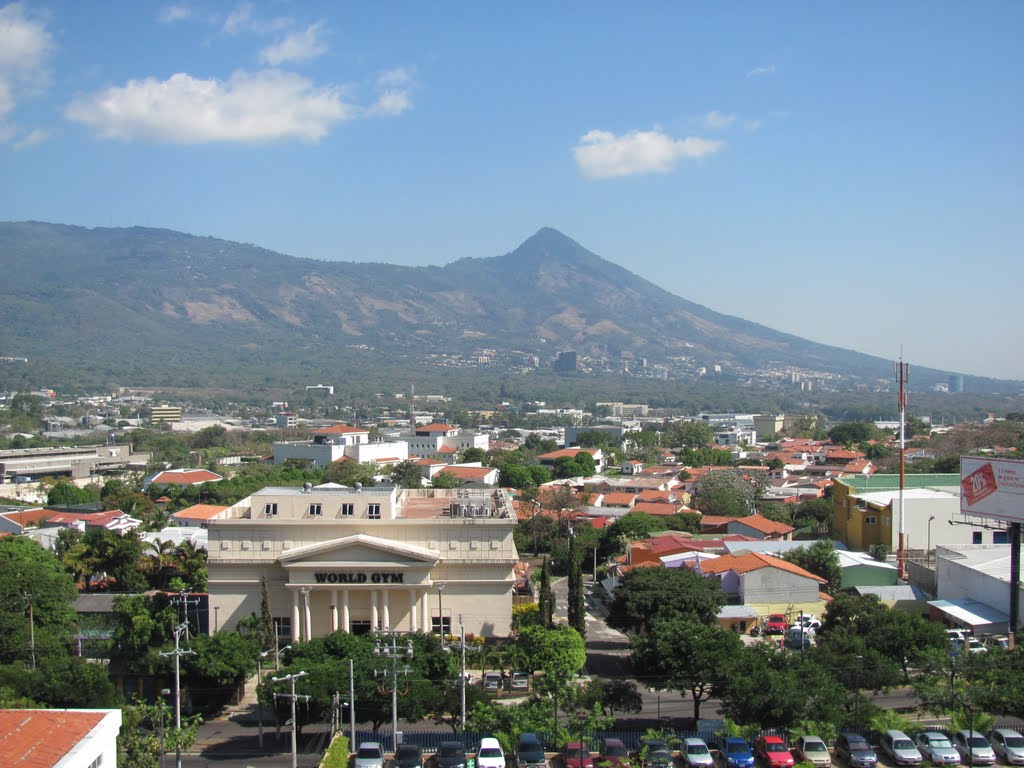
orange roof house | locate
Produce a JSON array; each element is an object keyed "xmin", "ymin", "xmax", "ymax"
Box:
[
  {"xmin": 694, "ymin": 551, "xmax": 827, "ymax": 611},
  {"xmin": 726, "ymin": 514, "xmax": 794, "ymax": 540},
  {"xmin": 146, "ymin": 468, "xmax": 223, "ymax": 487},
  {"xmin": 171, "ymin": 504, "xmax": 228, "ymax": 527}
]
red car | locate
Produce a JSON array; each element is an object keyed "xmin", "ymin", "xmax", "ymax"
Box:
[
  {"xmin": 564, "ymin": 742, "xmax": 594, "ymax": 768},
  {"xmin": 754, "ymin": 737, "xmax": 794, "ymax": 768},
  {"xmin": 763, "ymin": 614, "xmax": 788, "ymax": 635}
]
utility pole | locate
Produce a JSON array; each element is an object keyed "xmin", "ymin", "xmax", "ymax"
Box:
[
  {"xmin": 374, "ymin": 635, "xmax": 413, "ymax": 753},
  {"xmin": 25, "ymin": 591, "xmax": 36, "ymax": 671},
  {"xmin": 349, "ymin": 657, "xmax": 356, "ymax": 754},
  {"xmin": 272, "ymin": 670, "xmax": 310, "ymax": 768},
  {"xmin": 160, "ymin": 622, "xmax": 195, "ymax": 768},
  {"xmin": 443, "ymin": 614, "xmax": 469, "ymax": 730},
  {"xmin": 896, "ymin": 356, "xmax": 909, "ymax": 579},
  {"xmin": 256, "ymin": 645, "xmax": 290, "ymax": 749},
  {"xmin": 436, "ymin": 583, "xmax": 446, "ymax": 635}
]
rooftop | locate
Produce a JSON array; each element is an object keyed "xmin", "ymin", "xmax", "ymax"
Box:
[
  {"xmin": 0, "ymin": 709, "xmax": 107, "ymax": 767},
  {"xmin": 839, "ymin": 473, "xmax": 960, "ymax": 493}
]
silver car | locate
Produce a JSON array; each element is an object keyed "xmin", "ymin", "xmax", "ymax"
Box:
[
  {"xmin": 987, "ymin": 729, "xmax": 1024, "ymax": 765},
  {"xmin": 355, "ymin": 742, "xmax": 385, "ymax": 768},
  {"xmin": 881, "ymin": 731, "xmax": 923, "ymax": 767},
  {"xmin": 914, "ymin": 732, "xmax": 960, "ymax": 766},
  {"xmin": 953, "ymin": 731, "xmax": 996, "ymax": 766},
  {"xmin": 682, "ymin": 738, "xmax": 715, "ymax": 768}
]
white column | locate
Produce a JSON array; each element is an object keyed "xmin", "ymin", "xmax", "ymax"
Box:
[
  {"xmin": 342, "ymin": 590, "xmax": 350, "ymax": 633},
  {"xmin": 303, "ymin": 592, "xmax": 312, "ymax": 641},
  {"xmin": 382, "ymin": 590, "xmax": 391, "ymax": 632},
  {"xmin": 409, "ymin": 589, "xmax": 417, "ymax": 632},
  {"xmin": 421, "ymin": 590, "xmax": 430, "ymax": 632},
  {"xmin": 331, "ymin": 590, "xmax": 339, "ymax": 632},
  {"xmin": 291, "ymin": 590, "xmax": 300, "ymax": 644},
  {"xmin": 370, "ymin": 590, "xmax": 379, "ymax": 631}
]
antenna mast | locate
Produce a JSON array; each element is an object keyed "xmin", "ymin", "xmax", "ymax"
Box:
[{"xmin": 897, "ymin": 355, "xmax": 910, "ymax": 579}]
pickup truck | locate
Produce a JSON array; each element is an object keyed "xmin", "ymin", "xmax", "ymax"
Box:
[{"xmin": 763, "ymin": 614, "xmax": 788, "ymax": 635}]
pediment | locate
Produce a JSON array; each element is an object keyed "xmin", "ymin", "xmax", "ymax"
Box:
[{"xmin": 278, "ymin": 533, "xmax": 440, "ymax": 566}]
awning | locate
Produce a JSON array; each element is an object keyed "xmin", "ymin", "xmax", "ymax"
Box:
[{"xmin": 927, "ymin": 598, "xmax": 1009, "ymax": 634}]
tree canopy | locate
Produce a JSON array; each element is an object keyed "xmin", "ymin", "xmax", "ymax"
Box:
[
  {"xmin": 607, "ymin": 566, "xmax": 725, "ymax": 635},
  {"xmin": 691, "ymin": 469, "xmax": 766, "ymax": 516}
]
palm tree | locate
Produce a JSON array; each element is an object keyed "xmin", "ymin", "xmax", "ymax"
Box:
[
  {"xmin": 147, "ymin": 539, "xmax": 176, "ymax": 589},
  {"xmin": 174, "ymin": 539, "xmax": 208, "ymax": 591}
]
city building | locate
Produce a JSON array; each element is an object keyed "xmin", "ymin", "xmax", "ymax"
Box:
[
  {"xmin": 0, "ymin": 444, "xmax": 151, "ymax": 484},
  {"xmin": 831, "ymin": 474, "xmax": 991, "ymax": 552},
  {"xmin": 929, "ymin": 544, "xmax": 1023, "ymax": 635},
  {"xmin": 274, "ymin": 424, "xmax": 409, "ymax": 468},
  {"xmin": 206, "ymin": 485, "xmax": 519, "ymax": 640},
  {"xmin": 404, "ymin": 423, "xmax": 489, "ymax": 459},
  {"xmin": 150, "ymin": 405, "xmax": 182, "ymax": 424}
]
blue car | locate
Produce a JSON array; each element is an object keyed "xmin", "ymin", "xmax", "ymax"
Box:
[{"xmin": 722, "ymin": 738, "xmax": 755, "ymax": 768}]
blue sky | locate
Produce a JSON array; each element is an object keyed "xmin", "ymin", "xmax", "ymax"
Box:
[{"xmin": 2, "ymin": 1, "xmax": 1022, "ymax": 380}]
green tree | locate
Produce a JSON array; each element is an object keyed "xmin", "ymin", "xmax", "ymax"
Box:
[
  {"xmin": 46, "ymin": 479, "xmax": 100, "ymax": 506},
  {"xmin": 110, "ymin": 593, "xmax": 176, "ymax": 675},
  {"xmin": 431, "ymin": 471, "xmax": 462, "ymax": 489},
  {"xmin": 828, "ymin": 422, "xmax": 880, "ymax": 446},
  {"xmin": 792, "ymin": 498, "xmax": 834, "ymax": 533},
  {"xmin": 259, "ymin": 576, "xmax": 275, "ymax": 649},
  {"xmin": 118, "ymin": 699, "xmax": 200, "ymax": 768},
  {"xmin": 459, "ymin": 447, "xmax": 488, "ymax": 464},
  {"xmin": 323, "ymin": 459, "xmax": 378, "ymax": 487},
  {"xmin": 390, "ymin": 459, "xmax": 425, "ymax": 488},
  {"xmin": 691, "ymin": 470, "xmax": 766, "ymax": 516},
  {"xmin": 537, "ymin": 557, "xmax": 554, "ymax": 628},
  {"xmin": 579, "ymin": 678, "xmax": 644, "ymax": 717},
  {"xmin": 666, "ymin": 421, "xmax": 715, "ymax": 449},
  {"xmin": 185, "ymin": 630, "xmax": 259, "ymax": 690},
  {"xmin": 566, "ymin": 528, "xmax": 586, "ymax": 640},
  {"xmin": 518, "ymin": 625, "xmax": 586, "ymax": 675},
  {"xmin": 31, "ymin": 654, "xmax": 120, "ymax": 708},
  {"xmin": 82, "ymin": 528, "xmax": 148, "ymax": 592},
  {"xmin": 633, "ymin": 617, "xmax": 743, "ymax": 721},
  {"xmin": 607, "ymin": 566, "xmax": 725, "ymax": 635},
  {"xmin": 782, "ymin": 540, "xmax": 842, "ymax": 595},
  {"xmin": 0, "ymin": 537, "xmax": 79, "ymax": 664}
]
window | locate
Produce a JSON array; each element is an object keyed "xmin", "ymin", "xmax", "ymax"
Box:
[
  {"xmin": 308, "ymin": 503, "xmax": 322, "ymax": 516},
  {"xmin": 264, "ymin": 503, "xmax": 278, "ymax": 517},
  {"xmin": 273, "ymin": 616, "xmax": 292, "ymax": 639},
  {"xmin": 865, "ymin": 515, "xmax": 876, "ymax": 524},
  {"xmin": 432, "ymin": 616, "xmax": 452, "ymax": 635},
  {"xmin": 341, "ymin": 503, "xmax": 354, "ymax": 517},
  {"xmin": 368, "ymin": 504, "xmax": 381, "ymax": 519},
  {"xmin": 993, "ymin": 530, "xmax": 1009, "ymax": 544},
  {"xmin": 973, "ymin": 531, "xmax": 983, "ymax": 544}
]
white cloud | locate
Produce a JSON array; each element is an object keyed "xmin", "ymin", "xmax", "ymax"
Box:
[
  {"xmin": 222, "ymin": 2, "xmax": 252, "ymax": 35},
  {"xmin": 704, "ymin": 110, "xmax": 735, "ymax": 130},
  {"xmin": 0, "ymin": 1, "xmax": 53, "ymax": 143},
  {"xmin": 65, "ymin": 69, "xmax": 353, "ymax": 144},
  {"xmin": 365, "ymin": 67, "xmax": 413, "ymax": 116},
  {"xmin": 572, "ymin": 127, "xmax": 724, "ymax": 179},
  {"xmin": 159, "ymin": 4, "xmax": 191, "ymax": 23},
  {"xmin": 260, "ymin": 20, "xmax": 328, "ymax": 66},
  {"xmin": 746, "ymin": 64, "xmax": 776, "ymax": 79},
  {"xmin": 377, "ymin": 67, "xmax": 412, "ymax": 88},
  {"xmin": 13, "ymin": 126, "xmax": 46, "ymax": 149}
]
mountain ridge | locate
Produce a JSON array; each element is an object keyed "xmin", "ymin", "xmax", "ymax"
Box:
[{"xmin": 0, "ymin": 221, "xmax": 1006, "ymax": 390}]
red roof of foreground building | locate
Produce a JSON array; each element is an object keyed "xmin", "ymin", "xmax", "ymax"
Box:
[
  {"xmin": 600, "ymin": 492, "xmax": 637, "ymax": 507},
  {"xmin": 171, "ymin": 504, "xmax": 228, "ymax": 521},
  {"xmin": 0, "ymin": 709, "xmax": 105, "ymax": 767},
  {"xmin": 731, "ymin": 514, "xmax": 794, "ymax": 536},
  {"xmin": 436, "ymin": 466, "xmax": 495, "ymax": 481}
]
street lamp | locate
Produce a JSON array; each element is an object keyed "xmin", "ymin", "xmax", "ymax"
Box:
[
  {"xmin": 927, "ymin": 516, "xmax": 936, "ymax": 565},
  {"xmin": 158, "ymin": 688, "xmax": 171, "ymax": 768},
  {"xmin": 256, "ymin": 646, "xmax": 290, "ymax": 749},
  {"xmin": 531, "ymin": 499, "xmax": 542, "ymax": 556}
]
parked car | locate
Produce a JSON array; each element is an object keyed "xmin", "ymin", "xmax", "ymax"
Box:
[
  {"xmin": 754, "ymin": 736, "xmax": 794, "ymax": 768},
  {"xmin": 952, "ymin": 731, "xmax": 996, "ymax": 766},
  {"xmin": 763, "ymin": 614, "xmax": 788, "ymax": 635},
  {"xmin": 483, "ymin": 672, "xmax": 503, "ymax": 691},
  {"xmin": 793, "ymin": 736, "xmax": 831, "ymax": 768},
  {"xmin": 834, "ymin": 733, "xmax": 878, "ymax": 768},
  {"xmin": 517, "ymin": 733, "xmax": 547, "ymax": 768},
  {"xmin": 682, "ymin": 738, "xmax": 714, "ymax": 768},
  {"xmin": 395, "ymin": 745, "xmax": 424, "ymax": 768},
  {"xmin": 563, "ymin": 742, "xmax": 594, "ymax": 768},
  {"xmin": 511, "ymin": 671, "xmax": 530, "ymax": 691},
  {"xmin": 599, "ymin": 739, "xmax": 632, "ymax": 768},
  {"xmin": 880, "ymin": 731, "xmax": 923, "ymax": 767},
  {"xmin": 638, "ymin": 739, "xmax": 674, "ymax": 768},
  {"xmin": 914, "ymin": 731, "xmax": 961, "ymax": 765},
  {"xmin": 436, "ymin": 741, "xmax": 468, "ymax": 768},
  {"xmin": 478, "ymin": 738, "xmax": 507, "ymax": 768},
  {"xmin": 987, "ymin": 729, "xmax": 1024, "ymax": 765},
  {"xmin": 720, "ymin": 738, "xmax": 755, "ymax": 768},
  {"xmin": 356, "ymin": 742, "xmax": 385, "ymax": 768}
]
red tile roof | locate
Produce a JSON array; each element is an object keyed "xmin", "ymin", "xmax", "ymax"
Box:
[
  {"xmin": 0, "ymin": 709, "xmax": 105, "ymax": 766},
  {"xmin": 698, "ymin": 551, "xmax": 824, "ymax": 582},
  {"xmin": 629, "ymin": 502, "xmax": 688, "ymax": 516},
  {"xmin": 150, "ymin": 469, "xmax": 223, "ymax": 485},
  {"xmin": 538, "ymin": 448, "xmax": 600, "ymax": 460},
  {"xmin": 171, "ymin": 504, "xmax": 228, "ymax": 521},
  {"xmin": 418, "ymin": 423, "xmax": 454, "ymax": 432},
  {"xmin": 314, "ymin": 424, "xmax": 369, "ymax": 435},
  {"xmin": 600, "ymin": 492, "xmax": 636, "ymax": 507},
  {"xmin": 731, "ymin": 514, "xmax": 794, "ymax": 535},
  {"xmin": 436, "ymin": 466, "xmax": 495, "ymax": 481},
  {"xmin": 0, "ymin": 508, "xmax": 58, "ymax": 528}
]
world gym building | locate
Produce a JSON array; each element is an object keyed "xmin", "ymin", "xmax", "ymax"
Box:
[{"xmin": 207, "ymin": 485, "xmax": 520, "ymax": 640}]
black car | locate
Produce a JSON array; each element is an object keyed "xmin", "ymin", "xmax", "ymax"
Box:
[
  {"xmin": 396, "ymin": 745, "xmax": 423, "ymax": 768},
  {"xmin": 835, "ymin": 734, "xmax": 877, "ymax": 768},
  {"xmin": 436, "ymin": 742, "xmax": 468, "ymax": 768},
  {"xmin": 517, "ymin": 733, "xmax": 547, "ymax": 768},
  {"xmin": 639, "ymin": 740, "xmax": 673, "ymax": 768}
]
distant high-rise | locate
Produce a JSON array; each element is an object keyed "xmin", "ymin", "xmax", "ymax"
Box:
[
  {"xmin": 553, "ymin": 351, "xmax": 578, "ymax": 373},
  {"xmin": 948, "ymin": 374, "xmax": 964, "ymax": 393}
]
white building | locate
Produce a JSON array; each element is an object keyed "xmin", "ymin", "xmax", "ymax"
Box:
[
  {"xmin": 930, "ymin": 543, "xmax": 1023, "ymax": 635},
  {"xmin": 403, "ymin": 423, "xmax": 489, "ymax": 460},
  {"xmin": 207, "ymin": 485, "xmax": 519, "ymax": 640},
  {"xmin": 274, "ymin": 425, "xmax": 409, "ymax": 468}
]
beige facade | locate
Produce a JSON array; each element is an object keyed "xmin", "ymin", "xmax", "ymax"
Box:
[{"xmin": 207, "ymin": 485, "xmax": 519, "ymax": 640}]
